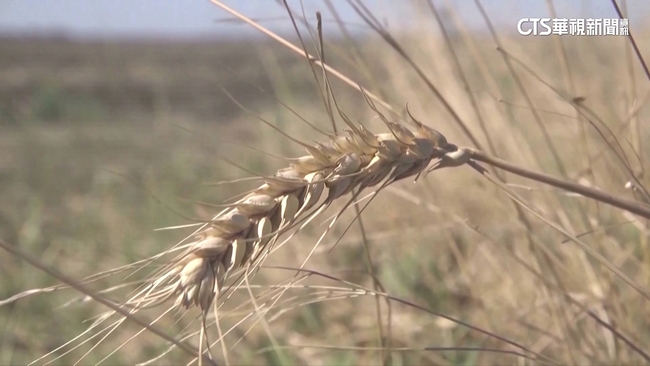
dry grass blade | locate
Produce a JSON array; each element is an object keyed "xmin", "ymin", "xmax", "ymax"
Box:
[
  {"xmin": 208, "ymin": 0, "xmax": 395, "ymax": 113},
  {"xmin": 267, "ymin": 266, "xmax": 557, "ymax": 364},
  {"xmin": 610, "ymin": 0, "xmax": 650, "ymax": 80}
]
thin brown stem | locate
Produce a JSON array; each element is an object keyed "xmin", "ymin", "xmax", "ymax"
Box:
[
  {"xmin": 610, "ymin": 0, "xmax": 650, "ymax": 81},
  {"xmin": 468, "ymin": 150, "xmax": 650, "ymax": 220}
]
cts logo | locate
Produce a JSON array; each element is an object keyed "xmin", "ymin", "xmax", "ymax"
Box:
[{"xmin": 518, "ymin": 18, "xmax": 552, "ymax": 36}]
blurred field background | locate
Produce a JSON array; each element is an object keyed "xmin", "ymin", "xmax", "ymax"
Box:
[{"xmin": 1, "ymin": 1, "xmax": 650, "ymax": 365}]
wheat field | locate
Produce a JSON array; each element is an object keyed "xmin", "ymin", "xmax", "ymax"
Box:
[{"xmin": 1, "ymin": 1, "xmax": 650, "ymax": 365}]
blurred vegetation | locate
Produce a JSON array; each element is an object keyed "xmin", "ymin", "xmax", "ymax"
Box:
[{"xmin": 1, "ymin": 4, "xmax": 650, "ymax": 364}]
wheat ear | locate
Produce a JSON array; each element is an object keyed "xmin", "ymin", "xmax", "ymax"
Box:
[{"xmin": 118, "ymin": 115, "xmax": 460, "ymax": 320}]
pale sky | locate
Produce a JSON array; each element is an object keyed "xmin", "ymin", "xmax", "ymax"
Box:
[{"xmin": 0, "ymin": 0, "xmax": 647, "ymax": 40}]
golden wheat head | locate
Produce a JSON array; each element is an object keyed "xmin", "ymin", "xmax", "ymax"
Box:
[{"xmin": 121, "ymin": 115, "xmax": 464, "ymax": 320}]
